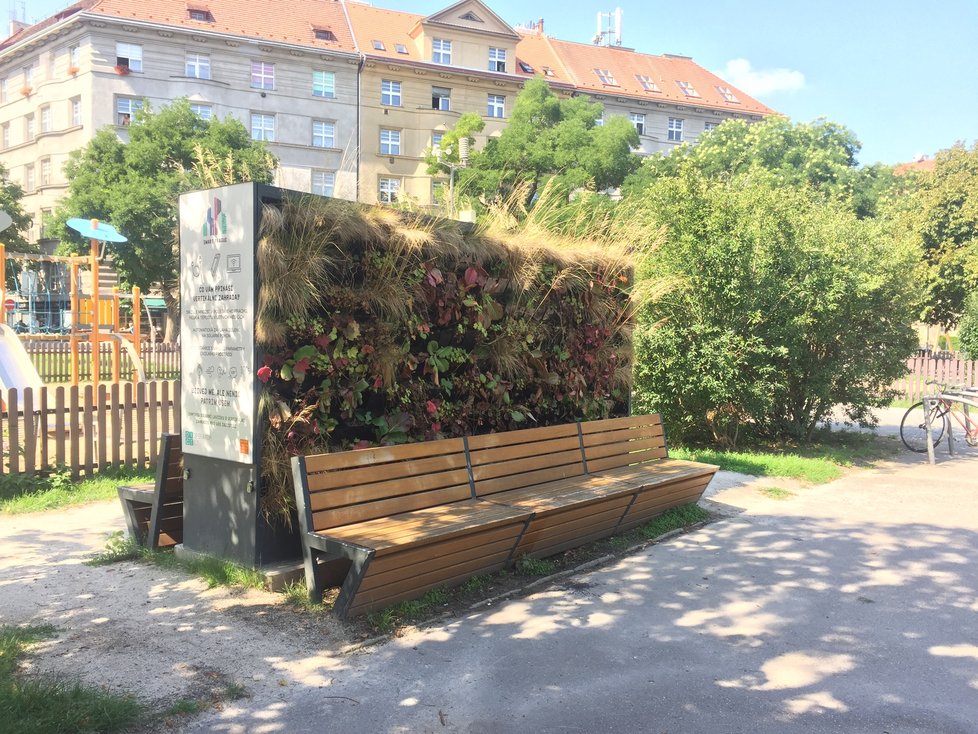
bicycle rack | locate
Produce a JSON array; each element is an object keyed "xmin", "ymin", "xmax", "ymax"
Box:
[{"xmin": 924, "ymin": 391, "xmax": 978, "ymax": 464}]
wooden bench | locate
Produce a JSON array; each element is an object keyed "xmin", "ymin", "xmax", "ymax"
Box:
[
  {"xmin": 117, "ymin": 433, "xmax": 184, "ymax": 549},
  {"xmin": 292, "ymin": 413, "xmax": 717, "ymax": 618},
  {"xmin": 468, "ymin": 414, "xmax": 717, "ymax": 559},
  {"xmin": 291, "ymin": 439, "xmax": 534, "ymax": 619}
]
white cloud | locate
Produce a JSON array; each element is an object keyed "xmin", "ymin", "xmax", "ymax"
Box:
[{"xmin": 716, "ymin": 58, "xmax": 805, "ymax": 97}]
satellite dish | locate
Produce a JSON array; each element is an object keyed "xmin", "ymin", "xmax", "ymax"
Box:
[
  {"xmin": 66, "ymin": 217, "xmax": 128, "ymax": 243},
  {"xmin": 0, "ymin": 210, "xmax": 12, "ymax": 233}
]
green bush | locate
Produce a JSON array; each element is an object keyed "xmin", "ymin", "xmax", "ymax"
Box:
[
  {"xmin": 631, "ymin": 170, "xmax": 920, "ymax": 445},
  {"xmin": 959, "ymin": 293, "xmax": 978, "ymax": 359}
]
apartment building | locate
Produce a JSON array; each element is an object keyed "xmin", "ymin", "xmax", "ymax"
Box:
[
  {"xmin": 2, "ymin": 0, "xmax": 775, "ymax": 227},
  {"xmin": 0, "ymin": 0, "xmax": 359, "ymax": 248}
]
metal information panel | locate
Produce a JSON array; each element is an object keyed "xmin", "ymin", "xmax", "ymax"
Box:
[{"xmin": 179, "ymin": 183, "xmax": 256, "ymax": 464}]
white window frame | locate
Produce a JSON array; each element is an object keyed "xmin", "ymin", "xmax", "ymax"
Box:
[
  {"xmin": 25, "ymin": 163, "xmax": 35, "ymax": 192},
  {"xmin": 380, "ymin": 128, "xmax": 401, "ymax": 156},
  {"xmin": 716, "ymin": 85, "xmax": 739, "ymax": 103},
  {"xmin": 676, "ymin": 80, "xmax": 700, "ymax": 98},
  {"xmin": 251, "ymin": 112, "xmax": 275, "ymax": 142},
  {"xmin": 312, "ymin": 120, "xmax": 336, "ymax": 148},
  {"xmin": 185, "ymin": 53, "xmax": 211, "ymax": 79},
  {"xmin": 379, "ymin": 177, "xmax": 400, "ymax": 203},
  {"xmin": 40, "ymin": 157, "xmax": 51, "ymax": 186},
  {"xmin": 488, "ymin": 47, "xmax": 506, "ymax": 73},
  {"xmin": 667, "ymin": 117, "xmax": 684, "ymax": 142},
  {"xmin": 629, "ymin": 113, "xmax": 645, "ymax": 136},
  {"xmin": 0, "ymin": 78, "xmax": 6, "ymax": 103},
  {"xmin": 381, "ymin": 79, "xmax": 401, "ymax": 106},
  {"xmin": 432, "ymin": 38, "xmax": 452, "ymax": 65},
  {"xmin": 40, "ymin": 105, "xmax": 51, "ymax": 133},
  {"xmin": 251, "ymin": 61, "xmax": 275, "ymax": 90},
  {"xmin": 431, "ymin": 131, "xmax": 444, "ymax": 154},
  {"xmin": 704, "ymin": 121, "xmax": 719, "ymax": 133},
  {"xmin": 313, "ymin": 70, "xmax": 335, "ymax": 98},
  {"xmin": 69, "ymin": 45, "xmax": 80, "ymax": 69},
  {"xmin": 190, "ymin": 103, "xmax": 212, "ymax": 121},
  {"xmin": 1, "ymin": 123, "xmax": 8, "ymax": 149},
  {"xmin": 312, "ymin": 170, "xmax": 335, "ymax": 197},
  {"xmin": 636, "ymin": 74, "xmax": 659, "ymax": 92},
  {"xmin": 71, "ymin": 98, "xmax": 81, "ymax": 126},
  {"xmin": 594, "ymin": 68, "xmax": 617, "ymax": 85},
  {"xmin": 115, "ymin": 42, "xmax": 143, "ymax": 72},
  {"xmin": 487, "ymin": 94, "xmax": 505, "ymax": 118},
  {"xmin": 116, "ymin": 96, "xmax": 143, "ymax": 126},
  {"xmin": 432, "ymin": 86, "xmax": 451, "ymax": 111},
  {"xmin": 25, "ymin": 113, "xmax": 35, "ymax": 140}
]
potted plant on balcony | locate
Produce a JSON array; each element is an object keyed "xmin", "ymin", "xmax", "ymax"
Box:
[
  {"xmin": 114, "ymin": 64, "xmax": 130, "ymax": 75},
  {"xmin": 68, "ymin": 66, "xmax": 80, "ymax": 76},
  {"xmin": 19, "ymin": 85, "xmax": 31, "ymax": 96}
]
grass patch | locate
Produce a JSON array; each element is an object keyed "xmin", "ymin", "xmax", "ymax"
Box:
[
  {"xmin": 759, "ymin": 486, "xmax": 795, "ymax": 500},
  {"xmin": 282, "ymin": 581, "xmax": 332, "ymax": 613},
  {"xmin": 0, "ymin": 624, "xmax": 143, "ymax": 734},
  {"xmin": 609, "ymin": 504, "xmax": 710, "ymax": 549},
  {"xmin": 0, "ymin": 466, "xmax": 153, "ymax": 514},
  {"xmin": 671, "ymin": 447, "xmax": 842, "ymax": 484},
  {"xmin": 86, "ymin": 531, "xmax": 142, "ymax": 566},
  {"xmin": 514, "ymin": 556, "xmax": 557, "ymax": 577}
]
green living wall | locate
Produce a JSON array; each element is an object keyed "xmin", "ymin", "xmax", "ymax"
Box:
[{"xmin": 255, "ymin": 195, "xmax": 635, "ymax": 520}]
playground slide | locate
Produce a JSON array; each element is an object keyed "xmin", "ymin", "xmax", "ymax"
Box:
[
  {"xmin": 0, "ymin": 324, "xmax": 43, "ymax": 395},
  {"xmin": 109, "ymin": 333, "xmax": 147, "ymax": 382}
]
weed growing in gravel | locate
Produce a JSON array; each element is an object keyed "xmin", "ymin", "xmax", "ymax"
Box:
[
  {"xmin": 282, "ymin": 581, "xmax": 332, "ymax": 613},
  {"xmin": 0, "ymin": 624, "xmax": 143, "ymax": 734},
  {"xmin": 86, "ymin": 531, "xmax": 143, "ymax": 566},
  {"xmin": 759, "ymin": 486, "xmax": 796, "ymax": 500},
  {"xmin": 514, "ymin": 556, "xmax": 557, "ymax": 577}
]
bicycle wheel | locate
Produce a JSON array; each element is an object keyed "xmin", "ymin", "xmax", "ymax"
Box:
[{"xmin": 900, "ymin": 401, "xmax": 948, "ymax": 453}]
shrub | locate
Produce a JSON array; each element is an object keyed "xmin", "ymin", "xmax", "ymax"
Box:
[
  {"xmin": 959, "ymin": 293, "xmax": 978, "ymax": 359},
  {"xmin": 631, "ymin": 170, "xmax": 920, "ymax": 445}
]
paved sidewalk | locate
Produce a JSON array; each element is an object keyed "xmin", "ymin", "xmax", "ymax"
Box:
[{"xmin": 181, "ymin": 449, "xmax": 978, "ymax": 734}]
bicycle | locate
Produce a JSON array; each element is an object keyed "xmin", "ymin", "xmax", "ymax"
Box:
[{"xmin": 900, "ymin": 383, "xmax": 978, "ymax": 453}]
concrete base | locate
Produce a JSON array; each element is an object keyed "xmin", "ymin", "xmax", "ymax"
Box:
[{"xmin": 174, "ymin": 544, "xmax": 305, "ymax": 592}]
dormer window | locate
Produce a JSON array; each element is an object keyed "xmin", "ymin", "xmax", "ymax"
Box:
[
  {"xmin": 432, "ymin": 38, "xmax": 452, "ymax": 64},
  {"xmin": 594, "ymin": 68, "xmax": 617, "ymax": 85},
  {"xmin": 636, "ymin": 74, "xmax": 660, "ymax": 92},
  {"xmin": 489, "ymin": 47, "xmax": 506, "ymax": 73},
  {"xmin": 716, "ymin": 85, "xmax": 739, "ymax": 103},
  {"xmin": 676, "ymin": 80, "xmax": 700, "ymax": 98},
  {"xmin": 542, "ymin": 66, "xmax": 555, "ymax": 77},
  {"xmin": 518, "ymin": 61, "xmax": 534, "ymax": 74},
  {"xmin": 314, "ymin": 29, "xmax": 337, "ymax": 41},
  {"xmin": 372, "ymin": 40, "xmax": 386, "ymax": 51},
  {"xmin": 188, "ymin": 8, "xmax": 213, "ymax": 22},
  {"xmin": 395, "ymin": 43, "xmax": 408, "ymax": 54}
]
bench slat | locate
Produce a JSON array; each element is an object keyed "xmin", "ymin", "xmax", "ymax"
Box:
[
  {"xmin": 308, "ymin": 468, "xmax": 472, "ymax": 515},
  {"xmin": 467, "ymin": 435, "xmax": 582, "ymax": 465},
  {"xmin": 303, "ymin": 438, "xmax": 465, "ymax": 473},
  {"xmin": 581, "ymin": 425, "xmax": 665, "ymax": 448},
  {"xmin": 579, "ymin": 414, "xmax": 661, "ymax": 433},
  {"xmin": 470, "ymin": 447, "xmax": 583, "ymax": 482},
  {"xmin": 475, "ymin": 463, "xmax": 587, "ymax": 497},
  {"xmin": 312, "ymin": 483, "xmax": 474, "ymax": 531},
  {"xmin": 466, "ymin": 422, "xmax": 579, "ymax": 450},
  {"xmin": 305, "ymin": 452, "xmax": 469, "ymax": 493}
]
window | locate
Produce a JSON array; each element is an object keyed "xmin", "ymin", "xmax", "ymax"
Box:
[
  {"xmin": 69, "ymin": 45, "xmax": 80, "ymax": 69},
  {"xmin": 116, "ymin": 97, "xmax": 143, "ymax": 126},
  {"xmin": 716, "ymin": 85, "xmax": 739, "ymax": 103},
  {"xmin": 518, "ymin": 61, "xmax": 534, "ymax": 74},
  {"xmin": 24, "ymin": 62, "xmax": 35, "ymax": 87},
  {"xmin": 487, "ymin": 94, "xmax": 505, "ymax": 118},
  {"xmin": 40, "ymin": 158, "xmax": 51, "ymax": 186},
  {"xmin": 0, "ymin": 78, "xmax": 6, "ymax": 103},
  {"xmin": 251, "ymin": 61, "xmax": 274, "ymax": 90},
  {"xmin": 251, "ymin": 113, "xmax": 275, "ymax": 141},
  {"xmin": 667, "ymin": 117, "xmax": 684, "ymax": 142},
  {"xmin": 431, "ymin": 86, "xmax": 451, "ymax": 111},
  {"xmin": 312, "ymin": 170, "xmax": 335, "ymax": 197},
  {"xmin": 704, "ymin": 121, "xmax": 719, "ymax": 133},
  {"xmin": 25, "ymin": 114, "xmax": 35, "ymax": 140},
  {"xmin": 1, "ymin": 123, "xmax": 8, "ymax": 150},
  {"xmin": 38, "ymin": 105, "xmax": 51, "ymax": 133},
  {"xmin": 189, "ymin": 8, "xmax": 214, "ymax": 22},
  {"xmin": 636, "ymin": 74, "xmax": 659, "ymax": 92},
  {"xmin": 312, "ymin": 70, "xmax": 335, "ymax": 98},
  {"xmin": 314, "ymin": 29, "xmax": 336, "ymax": 41},
  {"xmin": 312, "ymin": 120, "xmax": 335, "ymax": 148},
  {"xmin": 676, "ymin": 80, "xmax": 700, "ymax": 98},
  {"xmin": 45, "ymin": 51, "xmax": 56, "ymax": 80},
  {"xmin": 431, "ymin": 131, "xmax": 443, "ymax": 153},
  {"xmin": 489, "ymin": 47, "xmax": 506, "ymax": 72},
  {"xmin": 630, "ymin": 113, "xmax": 645, "ymax": 136},
  {"xmin": 594, "ymin": 115, "xmax": 603, "ymax": 127},
  {"xmin": 432, "ymin": 38, "xmax": 451, "ymax": 64},
  {"xmin": 24, "ymin": 164, "xmax": 35, "ymax": 192},
  {"xmin": 395, "ymin": 43, "xmax": 408, "ymax": 54},
  {"xmin": 542, "ymin": 66, "xmax": 555, "ymax": 77},
  {"xmin": 115, "ymin": 42, "xmax": 142, "ymax": 72},
  {"xmin": 185, "ymin": 53, "xmax": 210, "ymax": 80},
  {"xmin": 378, "ymin": 177, "xmax": 400, "ymax": 203},
  {"xmin": 70, "ymin": 97, "xmax": 81, "ymax": 126},
  {"xmin": 380, "ymin": 128, "xmax": 401, "ymax": 156},
  {"xmin": 594, "ymin": 68, "xmax": 617, "ymax": 85},
  {"xmin": 381, "ymin": 79, "xmax": 401, "ymax": 106},
  {"xmin": 190, "ymin": 103, "xmax": 212, "ymax": 120},
  {"xmin": 39, "ymin": 209, "xmax": 52, "ymax": 239},
  {"xmin": 372, "ymin": 40, "xmax": 385, "ymax": 51}
]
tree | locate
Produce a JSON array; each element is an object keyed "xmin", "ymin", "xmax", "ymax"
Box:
[
  {"xmin": 52, "ymin": 100, "xmax": 276, "ymax": 339},
  {"xmin": 959, "ymin": 292, "xmax": 978, "ymax": 359},
  {"xmin": 623, "ymin": 117, "xmax": 898, "ymax": 219},
  {"xmin": 433, "ymin": 78, "xmax": 640, "ymax": 206},
  {"xmin": 0, "ymin": 164, "xmax": 35, "ymax": 253},
  {"xmin": 630, "ymin": 167, "xmax": 921, "ymax": 445}
]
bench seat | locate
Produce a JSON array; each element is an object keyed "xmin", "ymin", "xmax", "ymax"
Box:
[{"xmin": 117, "ymin": 434, "xmax": 183, "ymax": 549}]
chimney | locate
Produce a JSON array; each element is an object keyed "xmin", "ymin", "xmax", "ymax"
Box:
[
  {"xmin": 537, "ymin": 18, "xmax": 544, "ymax": 34},
  {"xmin": 8, "ymin": 20, "xmax": 29, "ymax": 38}
]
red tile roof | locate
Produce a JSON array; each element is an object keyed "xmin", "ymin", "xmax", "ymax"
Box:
[
  {"xmin": 343, "ymin": 2, "xmax": 424, "ymax": 59},
  {"xmin": 894, "ymin": 158, "xmax": 936, "ymax": 175},
  {"xmin": 4, "ymin": 0, "xmax": 357, "ymax": 53},
  {"xmin": 1, "ymin": 1, "xmax": 96, "ymax": 51}
]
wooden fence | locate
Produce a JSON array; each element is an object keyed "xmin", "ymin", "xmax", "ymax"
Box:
[
  {"xmin": 23, "ymin": 340, "xmax": 181, "ymax": 382},
  {"xmin": 1, "ymin": 380, "xmax": 181, "ymax": 478},
  {"xmin": 892, "ymin": 355, "xmax": 978, "ymax": 403}
]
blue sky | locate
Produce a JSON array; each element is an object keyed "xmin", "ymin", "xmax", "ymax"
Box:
[{"xmin": 21, "ymin": 0, "xmax": 978, "ymax": 165}]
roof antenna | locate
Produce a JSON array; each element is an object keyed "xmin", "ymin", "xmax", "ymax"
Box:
[{"xmin": 593, "ymin": 8, "xmax": 623, "ymax": 46}]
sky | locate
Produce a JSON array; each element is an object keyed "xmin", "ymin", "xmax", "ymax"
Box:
[{"xmin": 18, "ymin": 0, "xmax": 978, "ymax": 165}]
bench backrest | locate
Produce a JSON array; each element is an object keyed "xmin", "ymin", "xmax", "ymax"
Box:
[
  {"xmin": 467, "ymin": 422, "xmax": 586, "ymax": 497},
  {"xmin": 150, "ymin": 433, "xmax": 184, "ymax": 548},
  {"xmin": 580, "ymin": 413, "xmax": 667, "ymax": 472},
  {"xmin": 296, "ymin": 438, "xmax": 472, "ymax": 532}
]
